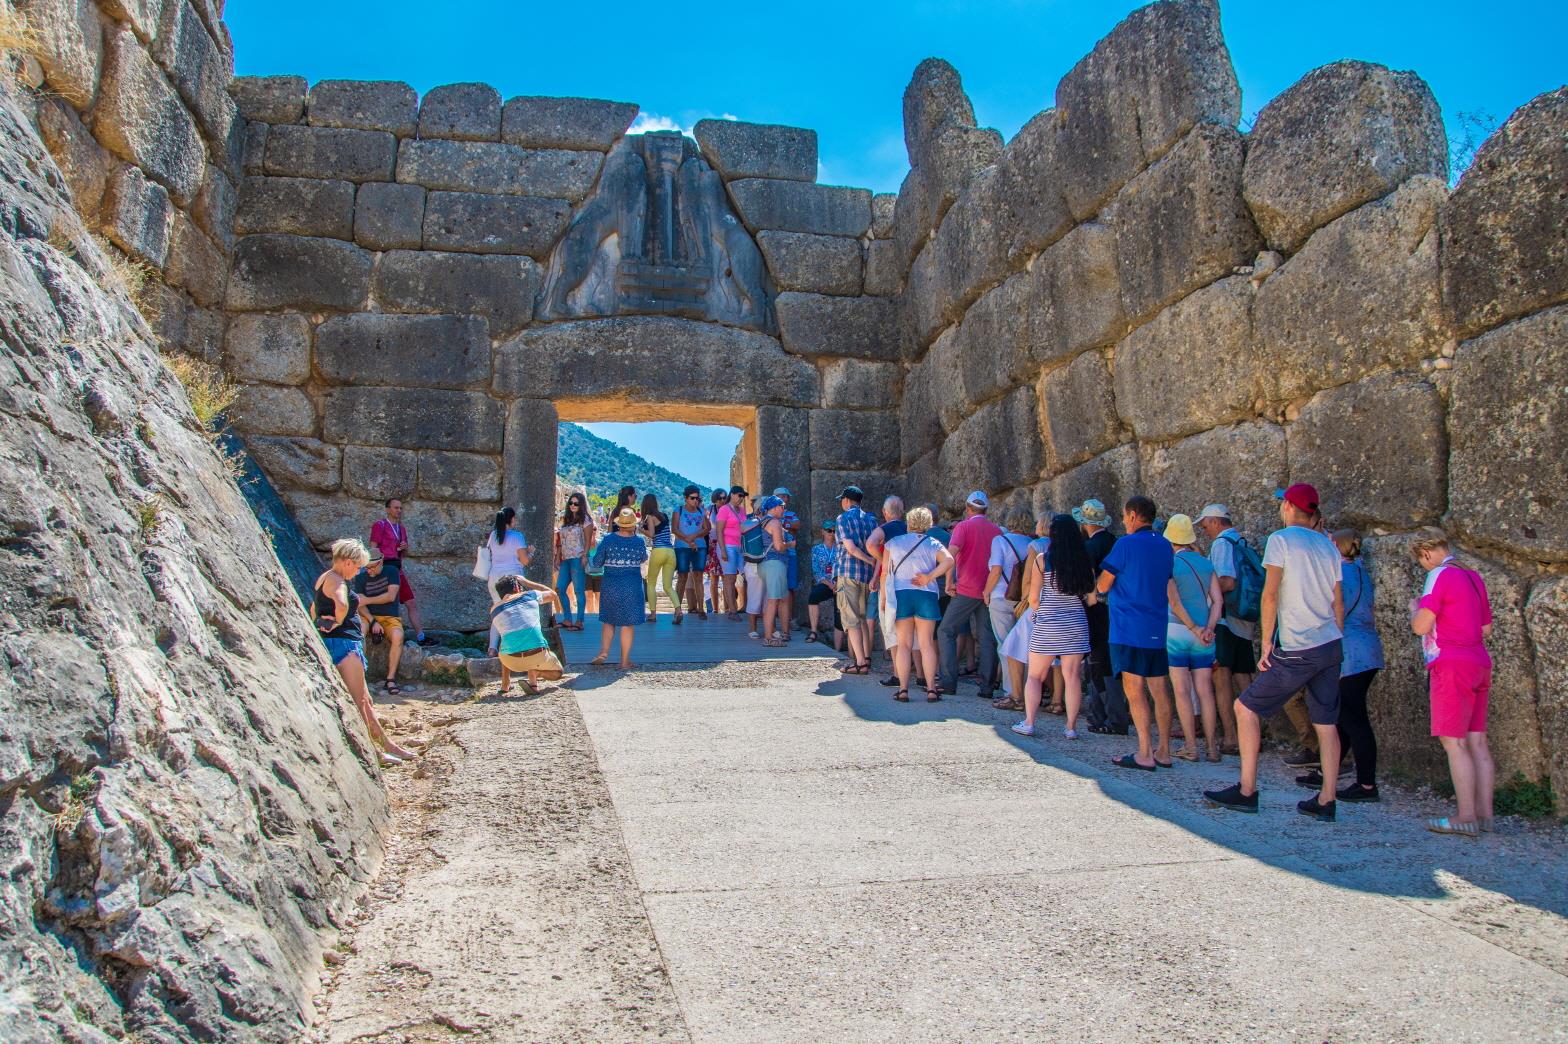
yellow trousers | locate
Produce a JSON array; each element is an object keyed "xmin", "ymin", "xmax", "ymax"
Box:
[{"xmin": 646, "ymin": 547, "xmax": 677, "ymax": 613}]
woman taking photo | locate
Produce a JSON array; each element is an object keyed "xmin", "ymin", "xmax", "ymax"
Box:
[
  {"xmin": 554, "ymin": 493, "xmax": 594, "ymax": 631},
  {"xmin": 1015, "ymin": 515, "xmax": 1094, "ymax": 739},
  {"xmin": 757, "ymin": 495, "xmax": 796, "ymax": 646},
  {"xmin": 483, "ymin": 507, "xmax": 531, "ymax": 654},
  {"xmin": 314, "ymin": 539, "xmax": 416, "ymax": 766},
  {"xmin": 881, "ymin": 506, "xmax": 954, "ymax": 701},
  {"xmin": 592, "ymin": 506, "xmax": 649, "ymax": 668},
  {"xmin": 641, "ymin": 493, "xmax": 678, "ymax": 624}
]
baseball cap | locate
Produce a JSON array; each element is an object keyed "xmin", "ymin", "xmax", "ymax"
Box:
[
  {"xmin": 966, "ymin": 490, "xmax": 989, "ymax": 509},
  {"xmin": 759, "ymin": 495, "xmax": 783, "ymax": 513},
  {"xmin": 1071, "ymin": 498, "xmax": 1109, "ymax": 526},
  {"xmin": 1276, "ymin": 484, "xmax": 1320, "ymax": 513},
  {"xmin": 1196, "ymin": 503, "xmax": 1230, "ymax": 522},
  {"xmin": 837, "ymin": 485, "xmax": 864, "ymax": 501},
  {"xmin": 821, "ymin": 519, "xmax": 836, "ymax": 531},
  {"xmin": 772, "ymin": 487, "xmax": 791, "ymax": 497}
]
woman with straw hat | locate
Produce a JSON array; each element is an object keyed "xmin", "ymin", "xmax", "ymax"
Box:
[
  {"xmin": 591, "ymin": 506, "xmax": 649, "ymax": 668},
  {"xmin": 1163, "ymin": 513, "xmax": 1224, "ymax": 762}
]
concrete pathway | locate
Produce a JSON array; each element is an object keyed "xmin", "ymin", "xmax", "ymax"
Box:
[
  {"xmin": 558, "ymin": 611, "xmax": 832, "ymax": 665},
  {"xmin": 574, "ymin": 659, "xmax": 1568, "ymax": 1042}
]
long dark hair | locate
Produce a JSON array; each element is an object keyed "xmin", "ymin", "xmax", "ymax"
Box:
[
  {"xmin": 561, "ymin": 493, "xmax": 586, "ymax": 527},
  {"xmin": 640, "ymin": 493, "xmax": 665, "ymax": 527},
  {"xmin": 493, "ymin": 506, "xmax": 516, "ymax": 545},
  {"xmin": 1045, "ymin": 513, "xmax": 1094, "ymax": 597},
  {"xmin": 616, "ymin": 486, "xmax": 637, "ymax": 511}
]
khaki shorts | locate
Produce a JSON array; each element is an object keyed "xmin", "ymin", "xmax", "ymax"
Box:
[
  {"xmin": 837, "ymin": 578, "xmax": 870, "ymax": 628},
  {"xmin": 498, "ymin": 647, "xmax": 564, "ymax": 680},
  {"xmin": 372, "ymin": 615, "xmax": 403, "ymax": 637}
]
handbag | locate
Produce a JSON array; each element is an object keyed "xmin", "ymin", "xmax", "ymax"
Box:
[{"xmin": 472, "ymin": 540, "xmax": 491, "ymax": 580}]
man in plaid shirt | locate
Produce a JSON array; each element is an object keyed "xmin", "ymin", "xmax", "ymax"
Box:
[{"xmin": 834, "ymin": 485, "xmax": 879, "ymax": 674}]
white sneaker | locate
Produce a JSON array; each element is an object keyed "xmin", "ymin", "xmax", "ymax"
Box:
[
  {"xmin": 1010, "ymin": 721, "xmax": 1035, "ymax": 737},
  {"xmin": 748, "ymin": 631, "xmax": 760, "ymax": 639}
]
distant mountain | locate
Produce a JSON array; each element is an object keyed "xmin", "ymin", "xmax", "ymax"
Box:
[{"xmin": 556, "ymin": 422, "xmax": 709, "ymax": 510}]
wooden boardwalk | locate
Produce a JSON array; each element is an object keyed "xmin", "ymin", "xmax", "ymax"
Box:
[{"xmin": 556, "ymin": 612, "xmax": 837, "ymax": 665}]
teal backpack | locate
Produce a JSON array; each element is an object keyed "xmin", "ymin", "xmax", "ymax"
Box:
[{"xmin": 1221, "ymin": 530, "xmax": 1265, "ymax": 623}]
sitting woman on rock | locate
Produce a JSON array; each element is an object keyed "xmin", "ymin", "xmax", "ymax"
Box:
[{"xmin": 313, "ymin": 538, "xmax": 417, "ymax": 767}]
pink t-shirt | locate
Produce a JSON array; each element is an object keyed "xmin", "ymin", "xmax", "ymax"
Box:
[
  {"xmin": 715, "ymin": 504, "xmax": 746, "ymax": 547},
  {"xmin": 1418, "ymin": 560, "xmax": 1492, "ymax": 668},
  {"xmin": 370, "ymin": 518, "xmax": 406, "ymax": 560},
  {"xmin": 949, "ymin": 514, "xmax": 1003, "ymax": 599}
]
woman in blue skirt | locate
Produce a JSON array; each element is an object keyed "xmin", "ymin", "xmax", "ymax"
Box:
[{"xmin": 591, "ymin": 506, "xmax": 649, "ymax": 668}]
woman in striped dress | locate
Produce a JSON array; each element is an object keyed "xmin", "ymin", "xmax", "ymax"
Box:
[{"xmin": 1014, "ymin": 514, "xmax": 1095, "ymax": 739}]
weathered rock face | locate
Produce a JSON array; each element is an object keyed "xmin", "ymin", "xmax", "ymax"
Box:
[
  {"xmin": 1242, "ymin": 60, "xmax": 1447, "ymax": 254},
  {"xmin": 0, "ymin": 86, "xmax": 384, "ymax": 1042}
]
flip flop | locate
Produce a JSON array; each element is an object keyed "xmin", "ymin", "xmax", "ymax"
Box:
[
  {"xmin": 1111, "ymin": 754, "xmax": 1157, "ymax": 772},
  {"xmin": 1426, "ymin": 817, "xmax": 1479, "ymax": 837}
]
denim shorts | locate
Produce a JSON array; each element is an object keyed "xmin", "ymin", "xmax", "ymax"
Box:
[
  {"xmin": 1110, "ymin": 642, "xmax": 1168, "ymax": 678},
  {"xmin": 323, "ymin": 636, "xmax": 366, "ymax": 670},
  {"xmin": 895, "ymin": 589, "xmax": 942, "ymax": 621},
  {"xmin": 760, "ymin": 558, "xmax": 790, "ymax": 599},
  {"xmin": 721, "ymin": 544, "xmax": 743, "ymax": 575},
  {"xmin": 675, "ymin": 546, "xmax": 706, "ymax": 573},
  {"xmin": 1165, "ymin": 622, "xmax": 1216, "ymax": 670}
]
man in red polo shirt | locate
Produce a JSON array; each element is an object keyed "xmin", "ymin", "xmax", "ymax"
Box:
[
  {"xmin": 935, "ymin": 491, "xmax": 1003, "ymax": 696},
  {"xmin": 370, "ymin": 498, "xmax": 429, "ymax": 645}
]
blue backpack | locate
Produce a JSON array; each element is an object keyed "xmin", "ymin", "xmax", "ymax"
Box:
[
  {"xmin": 741, "ymin": 518, "xmax": 767, "ymax": 563},
  {"xmin": 1221, "ymin": 531, "xmax": 1265, "ymax": 623}
]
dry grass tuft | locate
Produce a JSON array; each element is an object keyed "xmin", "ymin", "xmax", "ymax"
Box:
[
  {"xmin": 90, "ymin": 233, "xmax": 162, "ymax": 324},
  {"xmin": 162, "ymin": 352, "xmax": 237, "ymax": 430},
  {"xmin": 0, "ymin": 7, "xmax": 42, "ymax": 60}
]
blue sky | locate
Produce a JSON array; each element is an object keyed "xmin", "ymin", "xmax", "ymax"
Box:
[{"xmin": 228, "ymin": 1, "xmax": 1565, "ymax": 483}]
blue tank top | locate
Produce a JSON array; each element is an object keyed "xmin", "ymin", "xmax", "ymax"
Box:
[{"xmin": 761, "ymin": 522, "xmax": 790, "ymax": 562}]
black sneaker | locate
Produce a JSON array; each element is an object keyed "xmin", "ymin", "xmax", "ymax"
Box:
[
  {"xmin": 1295, "ymin": 770, "xmax": 1324, "ymax": 790},
  {"xmin": 1336, "ymin": 783, "xmax": 1380, "ymax": 803},
  {"xmin": 1204, "ymin": 783, "xmax": 1258, "ymax": 813},
  {"xmin": 1282, "ymin": 747, "xmax": 1319, "ymax": 768},
  {"xmin": 880, "ymin": 675, "xmax": 901, "ymax": 687},
  {"xmin": 1297, "ymin": 795, "xmax": 1336, "ymax": 821}
]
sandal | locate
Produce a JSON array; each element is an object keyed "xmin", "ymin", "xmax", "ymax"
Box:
[
  {"xmin": 673, "ymin": 613, "xmax": 683, "ymax": 626},
  {"xmin": 382, "ymin": 680, "xmax": 401, "ymax": 695},
  {"xmin": 1046, "ymin": 704, "xmax": 1065, "ymax": 716},
  {"xmin": 1170, "ymin": 746, "xmax": 1199, "ymax": 762},
  {"xmin": 926, "ymin": 688, "xmax": 942, "ymax": 703},
  {"xmin": 1426, "ymin": 817, "xmax": 1479, "ymax": 837},
  {"xmin": 763, "ymin": 638, "xmax": 785, "ymax": 648},
  {"xmin": 1206, "ymin": 750, "xmax": 1223, "ymax": 763},
  {"xmin": 589, "ymin": 654, "xmax": 608, "ymax": 666},
  {"xmin": 1111, "ymin": 754, "xmax": 1157, "ymax": 772},
  {"xmin": 805, "ymin": 631, "xmax": 819, "ymax": 643},
  {"xmin": 839, "ymin": 662, "xmax": 869, "ymax": 675},
  {"xmin": 893, "ymin": 689, "xmax": 909, "ymax": 702},
  {"xmin": 992, "ymin": 695, "xmax": 1025, "ymax": 711}
]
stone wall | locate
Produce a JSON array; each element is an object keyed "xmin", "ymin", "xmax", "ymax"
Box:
[
  {"xmin": 884, "ymin": 0, "xmax": 1568, "ymax": 789},
  {"xmin": 0, "ymin": 16, "xmax": 387, "ymax": 1041}
]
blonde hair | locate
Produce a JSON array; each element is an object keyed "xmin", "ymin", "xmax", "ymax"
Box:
[
  {"xmin": 1332, "ymin": 528, "xmax": 1362, "ymax": 559},
  {"xmin": 331, "ymin": 538, "xmax": 370, "ymax": 566},
  {"xmin": 905, "ymin": 506, "xmax": 934, "ymax": 533},
  {"xmin": 1409, "ymin": 527, "xmax": 1450, "ymax": 559}
]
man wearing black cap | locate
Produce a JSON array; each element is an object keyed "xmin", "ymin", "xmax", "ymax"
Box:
[{"xmin": 834, "ymin": 486, "xmax": 879, "ymax": 673}]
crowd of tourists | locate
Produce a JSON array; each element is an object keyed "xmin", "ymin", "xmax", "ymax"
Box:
[{"xmin": 310, "ymin": 480, "xmax": 1497, "ymax": 837}]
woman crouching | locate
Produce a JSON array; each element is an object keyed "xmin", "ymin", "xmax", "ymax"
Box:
[
  {"xmin": 491, "ymin": 574, "xmax": 567, "ymax": 695},
  {"xmin": 314, "ymin": 538, "xmax": 417, "ymax": 766}
]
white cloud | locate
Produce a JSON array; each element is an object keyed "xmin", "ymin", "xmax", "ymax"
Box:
[
  {"xmin": 720, "ymin": 113, "xmax": 738, "ymax": 121},
  {"xmin": 628, "ymin": 111, "xmax": 684, "ymax": 135}
]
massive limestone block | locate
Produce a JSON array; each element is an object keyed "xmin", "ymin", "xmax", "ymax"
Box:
[
  {"xmin": 899, "ymin": 330, "xmax": 949, "ymax": 466},
  {"xmin": 418, "ymin": 450, "xmax": 501, "ymax": 502},
  {"xmin": 1054, "ymin": 0, "xmax": 1240, "ymax": 221},
  {"xmin": 245, "ymin": 435, "xmax": 342, "ymax": 492},
  {"xmin": 903, "ymin": 57, "xmax": 978, "ymax": 165},
  {"xmin": 808, "ymin": 469, "xmax": 904, "ymax": 544},
  {"xmin": 694, "ymin": 119, "xmax": 817, "ymax": 182},
  {"xmin": 775, "ymin": 292, "xmax": 902, "ymax": 361},
  {"xmin": 493, "ymin": 317, "xmax": 818, "ymax": 408},
  {"xmin": 103, "ymin": 165, "xmax": 172, "ymax": 265},
  {"xmin": 502, "ymin": 397, "xmax": 560, "ymax": 580},
  {"xmin": 91, "ymin": 25, "xmax": 205, "ymax": 203},
  {"xmin": 807, "ymin": 409, "xmax": 899, "ymax": 471},
  {"xmin": 235, "ymin": 175, "xmax": 355, "ymax": 239},
  {"xmin": 241, "ymin": 120, "xmax": 266, "ymax": 175},
  {"xmin": 1045, "ymin": 443, "xmax": 1141, "ymax": 521},
  {"xmin": 1254, "ymin": 176, "xmax": 1446, "ymax": 401},
  {"xmin": 870, "ymin": 193, "xmax": 896, "ymax": 238},
  {"xmin": 952, "ymin": 271, "xmax": 1031, "ymax": 410},
  {"xmin": 1113, "ymin": 276, "xmax": 1257, "ymax": 442},
  {"xmin": 821, "ymin": 358, "xmax": 901, "ymax": 410},
  {"xmin": 227, "ymin": 234, "xmax": 372, "ymax": 311},
  {"xmin": 421, "ymin": 191, "xmax": 572, "ymax": 257},
  {"xmin": 1442, "ymin": 87, "xmax": 1568, "ymax": 337},
  {"xmin": 757, "ymin": 405, "xmax": 812, "ymax": 514},
  {"xmin": 1287, "ymin": 373, "xmax": 1446, "ymax": 528},
  {"xmin": 321, "ymin": 387, "xmax": 504, "ymax": 452},
  {"xmin": 1039, "ymin": 347, "xmax": 1121, "ymax": 473},
  {"xmin": 862, "ymin": 239, "xmax": 901, "ymax": 297},
  {"xmin": 1524, "ymin": 576, "xmax": 1568, "ymax": 790},
  {"xmin": 728, "ymin": 179, "xmax": 871, "ymax": 237},
  {"xmin": 229, "ymin": 383, "xmax": 315, "ymax": 437},
  {"xmin": 263, "ymin": 124, "xmax": 397, "ymax": 182},
  {"xmin": 229, "ymin": 74, "xmax": 306, "ymax": 124},
  {"xmin": 153, "ymin": 0, "xmax": 236, "ymax": 147},
  {"xmin": 757, "ymin": 230, "xmax": 861, "ymax": 295},
  {"xmin": 16, "ymin": 0, "xmax": 104, "ymax": 109},
  {"xmin": 906, "ymin": 165, "xmax": 1010, "ymax": 347},
  {"xmin": 342, "ymin": 445, "xmax": 416, "ymax": 501},
  {"xmin": 500, "ymin": 96, "xmax": 639, "ymax": 151},
  {"xmin": 395, "ymin": 139, "xmax": 602, "ymax": 200},
  {"xmin": 315, "ymin": 314, "xmax": 491, "ymax": 389},
  {"xmin": 282, "ymin": 491, "xmax": 495, "ymax": 558},
  {"xmin": 1448, "ymin": 305, "xmax": 1568, "ymax": 561},
  {"xmin": 225, "ymin": 313, "xmax": 309, "ymax": 386},
  {"xmin": 36, "ymin": 96, "xmax": 113, "ymax": 218},
  {"xmin": 1363, "ymin": 536, "xmax": 1544, "ymax": 782},
  {"xmin": 307, "ymin": 79, "xmax": 417, "ymax": 136},
  {"xmin": 891, "ymin": 123, "xmax": 1003, "ymax": 274},
  {"xmin": 418, "ymin": 82, "xmax": 502, "ymax": 142},
  {"xmin": 372, "ymin": 250, "xmax": 540, "ymax": 333},
  {"xmin": 193, "ymin": 165, "xmax": 237, "ymax": 249},
  {"xmin": 1140, "ymin": 421, "xmax": 1286, "ymax": 543},
  {"xmin": 1243, "ymin": 61, "xmax": 1447, "ymax": 254},
  {"xmin": 399, "ymin": 557, "xmax": 489, "ymax": 630},
  {"xmin": 1109, "ymin": 123, "xmax": 1260, "ymax": 325},
  {"xmin": 935, "ymin": 384, "xmax": 1043, "ymax": 511},
  {"xmin": 996, "ymin": 108, "xmax": 1074, "ymax": 265},
  {"xmin": 164, "ymin": 211, "xmax": 227, "ymax": 306},
  {"xmin": 353, "ymin": 180, "xmax": 424, "ymax": 250}
]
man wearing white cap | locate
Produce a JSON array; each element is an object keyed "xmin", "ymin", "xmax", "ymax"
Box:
[
  {"xmin": 936, "ymin": 491, "xmax": 1003, "ymax": 696},
  {"xmin": 1197, "ymin": 503, "xmax": 1254, "ymax": 755}
]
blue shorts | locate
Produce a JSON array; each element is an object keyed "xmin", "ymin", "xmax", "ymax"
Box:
[
  {"xmin": 323, "ymin": 636, "xmax": 366, "ymax": 670},
  {"xmin": 721, "ymin": 545, "xmax": 742, "ymax": 576},
  {"xmin": 895, "ymin": 589, "xmax": 942, "ymax": 621},
  {"xmin": 1166, "ymin": 623, "xmax": 1216, "ymax": 669},
  {"xmin": 760, "ymin": 558, "xmax": 790, "ymax": 599},
  {"xmin": 1111, "ymin": 642, "xmax": 1168, "ymax": 678},
  {"xmin": 675, "ymin": 546, "xmax": 706, "ymax": 573}
]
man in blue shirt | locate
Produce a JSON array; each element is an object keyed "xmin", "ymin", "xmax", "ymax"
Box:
[
  {"xmin": 1096, "ymin": 496, "xmax": 1175, "ymax": 771},
  {"xmin": 834, "ymin": 486, "xmax": 879, "ymax": 674}
]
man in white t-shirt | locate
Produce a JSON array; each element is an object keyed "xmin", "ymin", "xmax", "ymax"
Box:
[
  {"xmin": 1205, "ymin": 484, "xmax": 1344, "ymax": 822},
  {"xmin": 983, "ymin": 509, "xmax": 1035, "ymax": 702},
  {"xmin": 1197, "ymin": 503, "xmax": 1254, "ymax": 756}
]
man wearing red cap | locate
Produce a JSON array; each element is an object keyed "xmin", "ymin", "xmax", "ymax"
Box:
[{"xmin": 1205, "ymin": 484, "xmax": 1345, "ymax": 821}]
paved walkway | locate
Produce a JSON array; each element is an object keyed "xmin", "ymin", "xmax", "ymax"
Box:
[
  {"xmin": 558, "ymin": 611, "xmax": 832, "ymax": 664},
  {"xmin": 573, "ymin": 658, "xmax": 1568, "ymax": 1041}
]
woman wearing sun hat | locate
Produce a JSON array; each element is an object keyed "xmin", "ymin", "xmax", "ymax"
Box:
[
  {"xmin": 1164, "ymin": 513, "xmax": 1224, "ymax": 762},
  {"xmin": 591, "ymin": 506, "xmax": 650, "ymax": 668}
]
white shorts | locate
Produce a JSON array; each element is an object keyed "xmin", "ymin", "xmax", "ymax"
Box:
[{"xmin": 744, "ymin": 562, "xmax": 765, "ymax": 615}]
